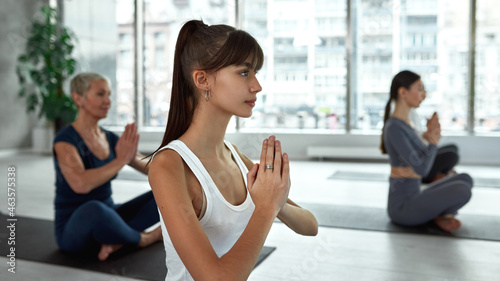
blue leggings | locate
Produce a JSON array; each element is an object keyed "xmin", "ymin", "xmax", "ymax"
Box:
[
  {"xmin": 388, "ymin": 173, "xmax": 473, "ymax": 226},
  {"xmin": 56, "ymin": 191, "xmax": 159, "ymax": 254}
]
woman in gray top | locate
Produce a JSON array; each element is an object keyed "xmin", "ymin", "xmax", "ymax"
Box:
[{"xmin": 380, "ymin": 70, "xmax": 473, "ymax": 232}]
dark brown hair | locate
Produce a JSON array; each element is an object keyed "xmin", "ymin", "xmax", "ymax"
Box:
[
  {"xmin": 148, "ymin": 20, "xmax": 264, "ymax": 159},
  {"xmin": 380, "ymin": 70, "xmax": 421, "ymax": 154}
]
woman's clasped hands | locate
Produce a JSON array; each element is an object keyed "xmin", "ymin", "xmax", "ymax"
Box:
[
  {"xmin": 115, "ymin": 123, "xmax": 140, "ymax": 165},
  {"xmin": 246, "ymin": 136, "xmax": 291, "ymax": 217},
  {"xmin": 425, "ymin": 112, "xmax": 441, "ymax": 145}
]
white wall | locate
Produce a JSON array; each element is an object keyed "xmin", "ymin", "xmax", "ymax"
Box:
[{"xmin": 0, "ymin": 0, "xmax": 48, "ymax": 150}]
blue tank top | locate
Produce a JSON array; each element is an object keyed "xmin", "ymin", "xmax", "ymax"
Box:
[{"xmin": 53, "ymin": 125, "xmax": 119, "ymax": 234}]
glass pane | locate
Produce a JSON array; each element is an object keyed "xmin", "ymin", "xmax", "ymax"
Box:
[
  {"xmin": 475, "ymin": 0, "xmax": 500, "ymax": 133},
  {"xmin": 353, "ymin": 0, "xmax": 470, "ymax": 132},
  {"xmin": 240, "ymin": 0, "xmax": 348, "ymax": 131},
  {"xmin": 143, "ymin": 0, "xmax": 233, "ymax": 127},
  {"xmin": 351, "ymin": 0, "xmax": 394, "ymax": 131},
  {"xmin": 65, "ymin": 0, "xmax": 134, "ymax": 126},
  {"xmin": 116, "ymin": 0, "xmax": 136, "ymax": 126},
  {"xmin": 424, "ymin": 0, "xmax": 469, "ymax": 132}
]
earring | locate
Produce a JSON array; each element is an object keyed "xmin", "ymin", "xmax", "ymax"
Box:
[{"xmin": 204, "ymin": 90, "xmax": 211, "ymax": 101}]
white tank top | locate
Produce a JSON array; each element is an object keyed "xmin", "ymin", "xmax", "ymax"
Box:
[{"xmin": 155, "ymin": 140, "xmax": 255, "ymax": 281}]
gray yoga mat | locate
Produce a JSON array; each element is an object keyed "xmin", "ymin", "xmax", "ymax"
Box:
[
  {"xmin": 0, "ymin": 214, "xmax": 275, "ymax": 280},
  {"xmin": 328, "ymin": 170, "xmax": 500, "ymax": 188},
  {"xmin": 299, "ymin": 203, "xmax": 500, "ymax": 242}
]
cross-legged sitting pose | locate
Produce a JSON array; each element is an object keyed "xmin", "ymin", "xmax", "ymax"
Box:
[
  {"xmin": 381, "ymin": 70, "xmax": 473, "ymax": 232},
  {"xmin": 53, "ymin": 72, "xmax": 162, "ymax": 261},
  {"xmin": 147, "ymin": 20, "xmax": 318, "ymax": 281}
]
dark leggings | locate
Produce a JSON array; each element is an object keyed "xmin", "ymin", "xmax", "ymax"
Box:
[
  {"xmin": 422, "ymin": 144, "xmax": 459, "ymax": 184},
  {"xmin": 56, "ymin": 191, "xmax": 159, "ymax": 254},
  {"xmin": 388, "ymin": 173, "xmax": 473, "ymax": 226}
]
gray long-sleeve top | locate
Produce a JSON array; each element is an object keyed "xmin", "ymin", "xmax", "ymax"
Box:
[{"xmin": 383, "ymin": 117, "xmax": 438, "ymax": 177}]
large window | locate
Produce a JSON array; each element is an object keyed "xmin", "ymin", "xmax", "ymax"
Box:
[
  {"xmin": 241, "ymin": 0, "xmax": 347, "ymax": 131},
  {"xmin": 475, "ymin": 0, "xmax": 500, "ymax": 132},
  {"xmin": 239, "ymin": 0, "xmax": 493, "ymax": 133},
  {"xmin": 64, "ymin": 0, "xmax": 127, "ymax": 126},
  {"xmin": 116, "ymin": 0, "xmax": 135, "ymax": 126},
  {"xmin": 141, "ymin": 0, "xmax": 233, "ymax": 127},
  {"xmin": 350, "ymin": 0, "xmax": 470, "ymax": 132},
  {"xmin": 65, "ymin": 0, "xmax": 499, "ymax": 135},
  {"xmin": 352, "ymin": 0, "xmax": 394, "ymax": 131},
  {"xmin": 65, "ymin": 0, "xmax": 232, "ymax": 128}
]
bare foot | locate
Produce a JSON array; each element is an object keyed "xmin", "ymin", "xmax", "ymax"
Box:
[
  {"xmin": 138, "ymin": 226, "xmax": 163, "ymax": 248},
  {"xmin": 434, "ymin": 215, "xmax": 462, "ymax": 232},
  {"xmin": 98, "ymin": 244, "xmax": 123, "ymax": 261}
]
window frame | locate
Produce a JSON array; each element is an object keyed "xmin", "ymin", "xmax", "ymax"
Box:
[{"xmin": 120, "ymin": 0, "xmax": 488, "ymax": 136}]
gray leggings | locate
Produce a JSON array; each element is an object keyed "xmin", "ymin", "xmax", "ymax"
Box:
[{"xmin": 388, "ymin": 173, "xmax": 473, "ymax": 226}]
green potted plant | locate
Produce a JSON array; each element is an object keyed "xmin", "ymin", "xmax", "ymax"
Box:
[{"xmin": 16, "ymin": 5, "xmax": 78, "ymax": 135}]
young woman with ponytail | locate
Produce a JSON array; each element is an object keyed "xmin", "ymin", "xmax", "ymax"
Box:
[
  {"xmin": 381, "ymin": 70, "xmax": 473, "ymax": 232},
  {"xmin": 147, "ymin": 20, "xmax": 318, "ymax": 281}
]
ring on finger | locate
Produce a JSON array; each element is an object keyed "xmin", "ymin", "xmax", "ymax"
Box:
[{"xmin": 265, "ymin": 164, "xmax": 274, "ymax": 170}]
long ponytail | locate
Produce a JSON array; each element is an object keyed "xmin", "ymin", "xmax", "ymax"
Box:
[
  {"xmin": 380, "ymin": 70, "xmax": 420, "ymax": 154},
  {"xmin": 146, "ymin": 21, "xmax": 201, "ymax": 161}
]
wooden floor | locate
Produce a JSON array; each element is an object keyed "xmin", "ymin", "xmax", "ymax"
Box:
[{"xmin": 1, "ymin": 152, "xmax": 499, "ymax": 280}]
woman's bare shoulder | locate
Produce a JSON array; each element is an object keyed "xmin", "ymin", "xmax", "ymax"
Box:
[{"xmin": 149, "ymin": 149, "xmax": 186, "ymax": 179}]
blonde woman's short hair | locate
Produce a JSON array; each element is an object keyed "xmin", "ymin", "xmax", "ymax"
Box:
[{"xmin": 70, "ymin": 72, "xmax": 110, "ymax": 96}]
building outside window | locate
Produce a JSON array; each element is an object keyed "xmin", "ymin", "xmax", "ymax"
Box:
[
  {"xmin": 65, "ymin": 0, "xmax": 500, "ymax": 134},
  {"xmin": 475, "ymin": 0, "xmax": 500, "ymax": 132}
]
